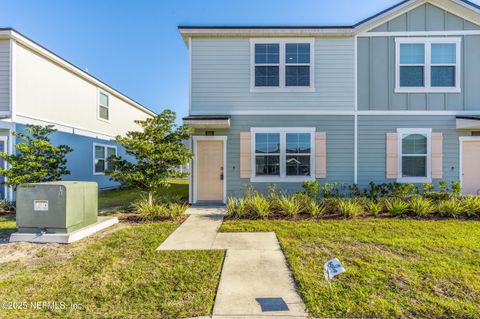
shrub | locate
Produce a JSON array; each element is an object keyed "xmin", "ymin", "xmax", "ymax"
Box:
[
  {"xmin": 133, "ymin": 199, "xmax": 169, "ymax": 221},
  {"xmin": 438, "ymin": 198, "xmax": 466, "ymax": 218},
  {"xmin": 364, "ymin": 181, "xmax": 380, "ymax": 200},
  {"xmin": 322, "ymin": 197, "xmax": 340, "ymax": 214},
  {"xmin": 385, "ymin": 198, "xmax": 410, "ymax": 216},
  {"xmin": 305, "ymin": 199, "xmax": 326, "ymax": 217},
  {"xmin": 337, "ymin": 199, "xmax": 363, "ymax": 219},
  {"xmin": 424, "ymin": 191, "xmax": 451, "ymax": 202},
  {"xmin": 168, "ymin": 202, "xmax": 188, "ymax": 219},
  {"xmin": 277, "ymin": 195, "xmax": 302, "ymax": 217},
  {"xmin": 389, "ymin": 183, "xmax": 416, "ymax": 198},
  {"xmin": 439, "ymin": 181, "xmax": 448, "ymax": 193},
  {"xmin": 227, "ymin": 197, "xmax": 242, "ymax": 218},
  {"xmin": 364, "ymin": 199, "xmax": 383, "ymax": 216},
  {"xmin": 302, "ymin": 180, "xmax": 320, "ymax": 199},
  {"xmin": 421, "ymin": 182, "xmax": 434, "ymax": 194},
  {"xmin": 158, "ymin": 193, "xmax": 183, "ymax": 204},
  {"xmin": 248, "ymin": 193, "xmax": 271, "ymax": 218},
  {"xmin": 409, "ymin": 196, "xmax": 435, "ymax": 217},
  {"xmin": 462, "ymin": 196, "xmax": 480, "ymax": 217},
  {"xmin": 320, "ymin": 182, "xmax": 341, "ymax": 198},
  {"xmin": 348, "ymin": 184, "xmax": 362, "ymax": 197},
  {"xmin": 451, "ymin": 181, "xmax": 462, "ymax": 197},
  {"xmin": 0, "ymin": 200, "xmax": 15, "ymax": 212}
]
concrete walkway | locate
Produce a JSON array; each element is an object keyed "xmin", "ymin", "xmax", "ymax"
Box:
[{"xmin": 157, "ymin": 207, "xmax": 308, "ymax": 319}]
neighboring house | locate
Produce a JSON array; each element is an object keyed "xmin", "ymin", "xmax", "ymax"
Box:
[
  {"xmin": 0, "ymin": 28, "xmax": 155, "ymax": 201},
  {"xmin": 181, "ymin": 0, "xmax": 480, "ymax": 204}
]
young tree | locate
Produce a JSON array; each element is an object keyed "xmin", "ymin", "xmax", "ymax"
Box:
[
  {"xmin": 0, "ymin": 124, "xmax": 73, "ymax": 189},
  {"xmin": 107, "ymin": 109, "xmax": 193, "ymax": 205}
]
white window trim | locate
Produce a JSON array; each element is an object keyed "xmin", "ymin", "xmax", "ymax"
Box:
[
  {"xmin": 396, "ymin": 128, "xmax": 432, "ymax": 184},
  {"xmin": 250, "ymin": 127, "xmax": 316, "ymax": 183},
  {"xmin": 93, "ymin": 143, "xmax": 117, "ymax": 175},
  {"xmin": 250, "ymin": 38, "xmax": 315, "ymax": 93},
  {"xmin": 395, "ymin": 37, "xmax": 461, "ymax": 94},
  {"xmin": 97, "ymin": 90, "xmax": 110, "ymax": 122}
]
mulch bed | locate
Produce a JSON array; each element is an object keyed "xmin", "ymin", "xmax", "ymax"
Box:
[{"xmin": 223, "ymin": 212, "xmax": 480, "ymax": 221}]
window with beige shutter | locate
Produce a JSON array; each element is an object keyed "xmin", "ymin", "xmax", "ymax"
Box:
[
  {"xmin": 393, "ymin": 128, "xmax": 435, "ymax": 183},
  {"xmin": 246, "ymin": 128, "xmax": 318, "ymax": 182}
]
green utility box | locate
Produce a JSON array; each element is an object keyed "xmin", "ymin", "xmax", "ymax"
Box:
[{"xmin": 16, "ymin": 182, "xmax": 98, "ymax": 234}]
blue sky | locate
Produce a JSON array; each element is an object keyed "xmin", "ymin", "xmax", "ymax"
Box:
[{"xmin": 1, "ymin": 0, "xmax": 479, "ymax": 121}]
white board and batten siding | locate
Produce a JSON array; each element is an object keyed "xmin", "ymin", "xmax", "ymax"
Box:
[
  {"xmin": 0, "ymin": 40, "xmax": 10, "ymax": 114},
  {"xmin": 190, "ymin": 37, "xmax": 355, "ymax": 114},
  {"xmin": 13, "ymin": 43, "xmax": 152, "ymax": 137}
]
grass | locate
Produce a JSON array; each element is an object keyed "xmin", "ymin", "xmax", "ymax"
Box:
[
  {"xmin": 98, "ymin": 180, "xmax": 188, "ymax": 210},
  {"xmin": 220, "ymin": 219, "xmax": 480, "ymax": 318},
  {"xmin": 0, "ymin": 214, "xmax": 16, "ymax": 237},
  {"xmin": 0, "ymin": 222, "xmax": 224, "ymax": 319}
]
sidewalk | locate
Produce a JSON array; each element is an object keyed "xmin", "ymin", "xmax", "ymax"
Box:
[{"xmin": 157, "ymin": 207, "xmax": 308, "ymax": 319}]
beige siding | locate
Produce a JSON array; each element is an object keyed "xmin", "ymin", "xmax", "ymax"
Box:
[
  {"xmin": 14, "ymin": 43, "xmax": 150, "ymax": 136},
  {"xmin": 191, "ymin": 37, "xmax": 355, "ymax": 114},
  {"xmin": 0, "ymin": 40, "xmax": 10, "ymax": 113}
]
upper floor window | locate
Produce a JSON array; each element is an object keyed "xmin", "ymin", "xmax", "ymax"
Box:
[
  {"xmin": 251, "ymin": 39, "xmax": 314, "ymax": 92},
  {"xmin": 395, "ymin": 38, "xmax": 461, "ymax": 93},
  {"xmin": 98, "ymin": 91, "xmax": 110, "ymax": 121}
]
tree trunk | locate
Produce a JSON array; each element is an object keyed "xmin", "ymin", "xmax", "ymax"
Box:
[{"xmin": 148, "ymin": 191, "xmax": 153, "ymax": 205}]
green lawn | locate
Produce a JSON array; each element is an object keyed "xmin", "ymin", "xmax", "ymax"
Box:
[
  {"xmin": 0, "ymin": 214, "xmax": 16, "ymax": 237},
  {"xmin": 98, "ymin": 180, "xmax": 188, "ymax": 210},
  {"xmin": 220, "ymin": 219, "xmax": 480, "ymax": 318},
  {"xmin": 0, "ymin": 222, "xmax": 224, "ymax": 319}
]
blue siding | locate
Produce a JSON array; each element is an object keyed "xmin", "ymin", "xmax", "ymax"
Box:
[
  {"xmin": 15, "ymin": 123, "xmax": 128, "ymax": 189},
  {"xmin": 370, "ymin": 3, "xmax": 480, "ymax": 32},
  {"xmin": 357, "ymin": 115, "xmax": 470, "ymax": 187},
  {"xmin": 359, "ymin": 3, "xmax": 480, "ymax": 111},
  {"xmin": 358, "ymin": 35, "xmax": 480, "ymax": 111},
  {"xmin": 191, "ymin": 37, "xmax": 355, "ymax": 114},
  {"xmin": 194, "ymin": 115, "xmax": 354, "ymax": 197}
]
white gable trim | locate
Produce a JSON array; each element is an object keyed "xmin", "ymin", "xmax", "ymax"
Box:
[
  {"xmin": 179, "ymin": 0, "xmax": 480, "ymax": 42},
  {"xmin": 357, "ymin": 0, "xmax": 480, "ymax": 35}
]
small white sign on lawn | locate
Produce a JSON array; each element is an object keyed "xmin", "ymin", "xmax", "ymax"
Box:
[{"xmin": 323, "ymin": 258, "xmax": 345, "ymax": 288}]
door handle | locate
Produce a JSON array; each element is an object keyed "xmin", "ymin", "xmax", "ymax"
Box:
[{"xmin": 220, "ymin": 173, "xmax": 224, "ymax": 181}]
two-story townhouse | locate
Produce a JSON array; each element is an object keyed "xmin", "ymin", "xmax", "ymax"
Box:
[
  {"xmin": 0, "ymin": 28, "xmax": 155, "ymax": 201},
  {"xmin": 181, "ymin": 0, "xmax": 480, "ymax": 204}
]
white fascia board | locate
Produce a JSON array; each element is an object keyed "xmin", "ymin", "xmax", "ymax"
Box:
[
  {"xmin": 15, "ymin": 113, "xmax": 116, "ymax": 140},
  {"xmin": 180, "ymin": 0, "xmax": 480, "ymax": 43},
  {"xmin": 357, "ymin": 0, "xmax": 480, "ymax": 35},
  {"xmin": 179, "ymin": 28, "xmax": 355, "ymax": 45}
]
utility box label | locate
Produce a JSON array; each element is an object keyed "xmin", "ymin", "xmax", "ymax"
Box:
[{"xmin": 33, "ymin": 200, "xmax": 49, "ymax": 211}]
